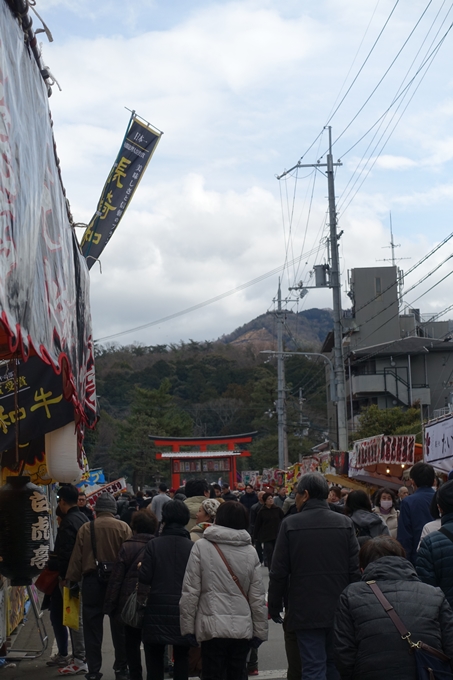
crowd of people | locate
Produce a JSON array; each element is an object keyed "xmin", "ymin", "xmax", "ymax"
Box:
[{"xmin": 41, "ymin": 463, "xmax": 453, "ymax": 680}]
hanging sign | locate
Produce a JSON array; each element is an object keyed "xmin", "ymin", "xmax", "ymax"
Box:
[
  {"xmin": 0, "ymin": 357, "xmax": 74, "ymax": 452},
  {"xmin": 81, "ymin": 115, "xmax": 162, "ymax": 267},
  {"xmin": 85, "ymin": 478, "xmax": 127, "ymax": 507},
  {"xmin": 425, "ymin": 415, "xmax": 453, "ymax": 472}
]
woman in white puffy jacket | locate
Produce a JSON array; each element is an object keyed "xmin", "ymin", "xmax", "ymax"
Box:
[{"xmin": 180, "ymin": 500, "xmax": 268, "ymax": 680}]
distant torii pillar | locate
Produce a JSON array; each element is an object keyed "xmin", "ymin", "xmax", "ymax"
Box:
[{"xmin": 149, "ymin": 432, "xmax": 257, "ymax": 489}]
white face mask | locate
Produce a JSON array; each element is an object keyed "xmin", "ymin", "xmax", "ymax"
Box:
[{"xmin": 380, "ymin": 500, "xmax": 393, "ymax": 511}]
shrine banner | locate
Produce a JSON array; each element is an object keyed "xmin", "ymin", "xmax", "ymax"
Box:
[{"xmin": 81, "ymin": 115, "xmax": 162, "ymax": 267}]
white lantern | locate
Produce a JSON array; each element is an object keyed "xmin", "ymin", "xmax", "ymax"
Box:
[{"xmin": 45, "ymin": 422, "xmax": 82, "ymax": 483}]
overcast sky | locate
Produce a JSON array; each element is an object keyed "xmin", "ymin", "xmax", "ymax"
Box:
[{"xmin": 37, "ymin": 0, "xmax": 453, "ymax": 346}]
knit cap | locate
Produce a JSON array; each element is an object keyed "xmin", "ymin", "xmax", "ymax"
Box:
[
  {"xmin": 201, "ymin": 498, "xmax": 220, "ymax": 521},
  {"xmin": 95, "ymin": 492, "xmax": 117, "ymax": 514}
]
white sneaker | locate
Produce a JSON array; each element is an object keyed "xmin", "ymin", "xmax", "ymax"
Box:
[
  {"xmin": 46, "ymin": 653, "xmax": 70, "ymax": 667},
  {"xmin": 58, "ymin": 659, "xmax": 88, "ymax": 675}
]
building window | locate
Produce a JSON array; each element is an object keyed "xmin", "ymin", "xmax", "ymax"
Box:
[{"xmin": 375, "ymin": 277, "xmax": 381, "ymax": 296}]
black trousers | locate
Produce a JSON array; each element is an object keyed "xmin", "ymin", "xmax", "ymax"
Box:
[
  {"xmin": 201, "ymin": 638, "xmax": 250, "ymax": 680},
  {"xmin": 124, "ymin": 624, "xmax": 143, "ymax": 680},
  {"xmin": 263, "ymin": 540, "xmax": 276, "ymax": 569},
  {"xmin": 284, "ymin": 620, "xmax": 302, "ymax": 680},
  {"xmin": 82, "ymin": 574, "xmax": 127, "ymax": 675},
  {"xmin": 144, "ymin": 643, "xmax": 188, "ymax": 680}
]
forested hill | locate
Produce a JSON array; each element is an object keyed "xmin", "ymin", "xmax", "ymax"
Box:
[
  {"xmin": 87, "ymin": 308, "xmax": 332, "ymax": 488},
  {"xmin": 221, "ymin": 308, "xmax": 334, "ymax": 350}
]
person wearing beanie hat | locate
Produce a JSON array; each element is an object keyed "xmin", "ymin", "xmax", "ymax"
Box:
[
  {"xmin": 417, "ymin": 479, "xmax": 453, "ymax": 608},
  {"xmin": 66, "ymin": 493, "xmax": 132, "ymax": 680},
  {"xmin": 190, "ymin": 498, "xmax": 220, "ymax": 542},
  {"xmin": 94, "ymin": 492, "xmax": 118, "ymax": 515}
]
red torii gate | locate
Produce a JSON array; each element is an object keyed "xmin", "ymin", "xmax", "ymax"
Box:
[{"xmin": 150, "ymin": 432, "xmax": 257, "ymax": 490}]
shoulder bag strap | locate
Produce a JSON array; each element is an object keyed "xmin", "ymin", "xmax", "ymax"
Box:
[
  {"xmin": 212, "ymin": 542, "xmax": 249, "ymax": 603},
  {"xmin": 368, "ymin": 580, "xmax": 452, "ymax": 665},
  {"xmin": 90, "ymin": 520, "xmax": 98, "ymax": 565},
  {"xmin": 366, "ymin": 580, "xmax": 410, "ymax": 640},
  {"xmin": 439, "ymin": 527, "xmax": 453, "ymax": 544}
]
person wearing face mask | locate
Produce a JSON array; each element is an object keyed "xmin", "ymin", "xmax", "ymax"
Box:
[
  {"xmin": 417, "ymin": 480, "xmax": 453, "ymax": 608},
  {"xmin": 372, "ymin": 488, "xmax": 399, "ymax": 538}
]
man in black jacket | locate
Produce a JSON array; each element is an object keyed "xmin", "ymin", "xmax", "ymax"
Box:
[
  {"xmin": 268, "ymin": 473, "xmax": 360, "ymax": 680},
  {"xmin": 56, "ymin": 484, "xmax": 89, "ymax": 675}
]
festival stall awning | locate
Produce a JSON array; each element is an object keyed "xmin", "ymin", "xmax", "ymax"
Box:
[{"xmin": 352, "ymin": 434, "xmax": 415, "ymax": 477}]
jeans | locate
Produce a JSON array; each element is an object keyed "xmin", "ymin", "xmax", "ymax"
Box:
[
  {"xmin": 49, "ymin": 585, "xmax": 68, "ymax": 657},
  {"xmin": 201, "ymin": 638, "xmax": 250, "ymax": 680},
  {"xmin": 82, "ymin": 573, "xmax": 127, "ymax": 675},
  {"xmin": 296, "ymin": 628, "xmax": 339, "ymax": 680},
  {"xmin": 144, "ymin": 643, "xmax": 188, "ymax": 680},
  {"xmin": 124, "ymin": 624, "xmax": 143, "ymax": 680}
]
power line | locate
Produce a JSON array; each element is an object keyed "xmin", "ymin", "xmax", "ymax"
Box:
[
  {"xmin": 95, "ymin": 243, "xmax": 325, "ymax": 343},
  {"xmin": 338, "ymin": 6, "xmax": 453, "ymax": 214},
  {"xmin": 332, "ymin": 0, "xmax": 434, "ymax": 150}
]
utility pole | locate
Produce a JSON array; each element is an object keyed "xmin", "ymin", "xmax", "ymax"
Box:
[
  {"xmin": 276, "ymin": 279, "xmax": 288, "ymax": 469},
  {"xmin": 276, "ymin": 126, "xmax": 348, "ymax": 451},
  {"xmin": 326, "ymin": 127, "xmax": 348, "ymax": 452}
]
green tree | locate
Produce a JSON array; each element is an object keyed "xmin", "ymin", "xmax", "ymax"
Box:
[
  {"xmin": 113, "ymin": 379, "xmax": 193, "ymax": 489},
  {"xmin": 353, "ymin": 404, "xmax": 422, "ymax": 443}
]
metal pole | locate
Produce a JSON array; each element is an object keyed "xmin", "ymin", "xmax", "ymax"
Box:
[
  {"xmin": 326, "ymin": 126, "xmax": 348, "ymax": 451},
  {"xmin": 276, "ymin": 280, "xmax": 288, "ymax": 469}
]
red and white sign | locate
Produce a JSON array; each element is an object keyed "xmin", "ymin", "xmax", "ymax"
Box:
[
  {"xmin": 86, "ymin": 478, "xmax": 127, "ymax": 507},
  {"xmin": 353, "ymin": 435, "xmax": 415, "ymax": 470}
]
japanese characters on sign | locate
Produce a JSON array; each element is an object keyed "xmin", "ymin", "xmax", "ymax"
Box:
[
  {"xmin": 81, "ymin": 116, "xmax": 162, "ymax": 267},
  {"xmin": 172, "ymin": 459, "xmax": 231, "ymax": 473},
  {"xmin": 29, "ymin": 489, "xmax": 49, "ymax": 570},
  {"xmin": 0, "ymin": 357, "xmax": 74, "ymax": 451},
  {"xmin": 85, "ymin": 478, "xmax": 127, "ymax": 508},
  {"xmin": 425, "ymin": 414, "xmax": 453, "ymax": 472},
  {"xmin": 353, "ymin": 434, "xmax": 415, "ymax": 469}
]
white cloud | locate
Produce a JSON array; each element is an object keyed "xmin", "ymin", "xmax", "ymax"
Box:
[{"xmin": 32, "ymin": 0, "xmax": 453, "ymax": 345}]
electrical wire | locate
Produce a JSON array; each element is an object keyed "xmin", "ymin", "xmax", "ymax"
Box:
[
  {"xmin": 336, "ymin": 2, "xmax": 452, "ymax": 215},
  {"xmin": 95, "ymin": 243, "xmax": 326, "ymax": 343},
  {"xmin": 332, "ymin": 0, "xmax": 434, "ymax": 150}
]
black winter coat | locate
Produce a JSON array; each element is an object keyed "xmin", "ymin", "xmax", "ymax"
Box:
[
  {"xmin": 334, "ymin": 556, "xmax": 453, "ymax": 680},
  {"xmin": 139, "ymin": 525, "xmax": 193, "ymax": 645},
  {"xmin": 54, "ymin": 506, "xmax": 88, "ymax": 578},
  {"xmin": 253, "ymin": 505, "xmax": 284, "ymax": 543},
  {"xmin": 268, "ymin": 498, "xmax": 360, "ymax": 630},
  {"xmin": 104, "ymin": 533, "xmax": 154, "ymax": 616},
  {"xmin": 240, "ymin": 492, "xmax": 259, "ymax": 511}
]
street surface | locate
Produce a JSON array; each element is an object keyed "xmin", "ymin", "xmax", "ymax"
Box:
[{"xmin": 10, "ymin": 569, "xmax": 288, "ymax": 680}]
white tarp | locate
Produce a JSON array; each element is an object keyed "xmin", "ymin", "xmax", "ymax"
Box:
[{"xmin": 425, "ymin": 415, "xmax": 453, "ymax": 473}]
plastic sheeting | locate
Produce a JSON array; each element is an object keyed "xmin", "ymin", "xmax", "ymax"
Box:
[{"xmin": 0, "ymin": 3, "xmax": 96, "ymax": 427}]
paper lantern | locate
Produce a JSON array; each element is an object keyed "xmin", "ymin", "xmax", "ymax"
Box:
[
  {"xmin": 45, "ymin": 422, "xmax": 82, "ymax": 483},
  {"xmin": 0, "ymin": 476, "xmax": 50, "ymax": 586}
]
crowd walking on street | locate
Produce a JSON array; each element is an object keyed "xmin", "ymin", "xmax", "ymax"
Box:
[{"xmin": 36, "ymin": 463, "xmax": 453, "ymax": 680}]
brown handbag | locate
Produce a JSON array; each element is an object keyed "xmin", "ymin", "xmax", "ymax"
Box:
[{"xmin": 35, "ymin": 567, "xmax": 59, "ymax": 595}]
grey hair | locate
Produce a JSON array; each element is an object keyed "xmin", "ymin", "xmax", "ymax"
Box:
[{"xmin": 297, "ymin": 473, "xmax": 329, "ymax": 500}]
